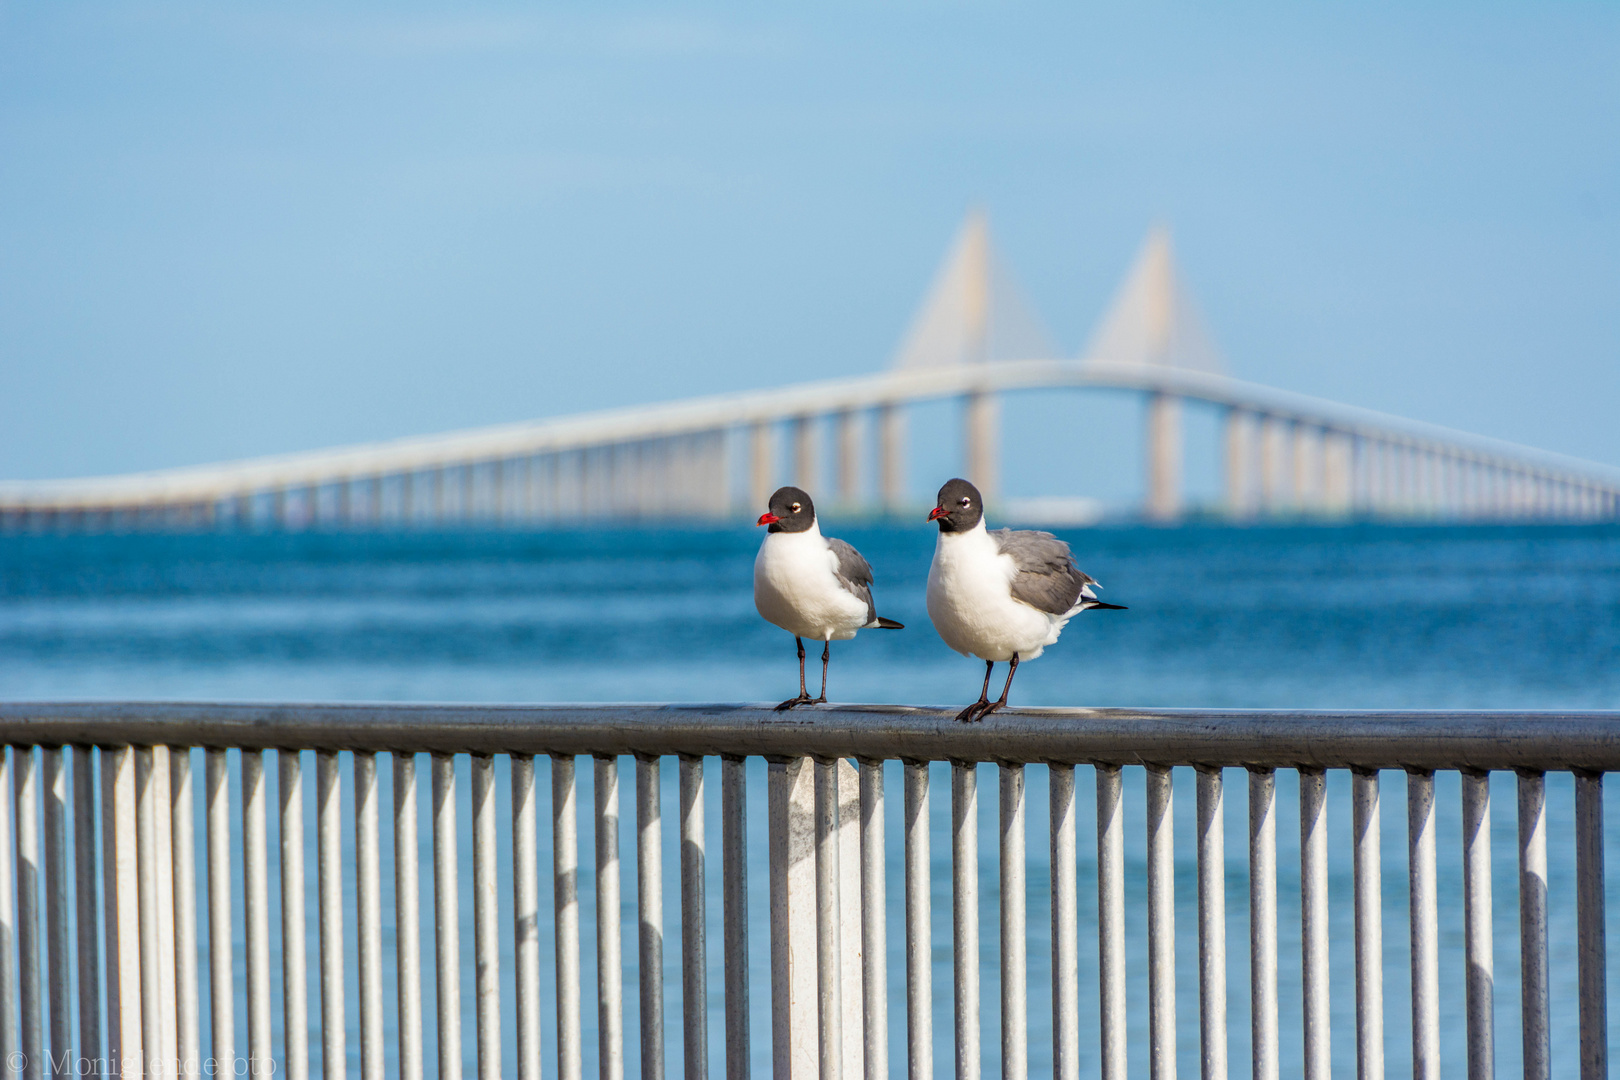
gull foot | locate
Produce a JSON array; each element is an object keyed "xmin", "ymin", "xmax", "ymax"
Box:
[
  {"xmin": 956, "ymin": 700, "xmax": 990, "ymax": 723},
  {"xmin": 775, "ymin": 695, "xmax": 815, "ymax": 711}
]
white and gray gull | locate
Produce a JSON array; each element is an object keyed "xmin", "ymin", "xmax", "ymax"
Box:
[
  {"xmin": 755, "ymin": 485, "xmax": 904, "ymax": 710},
  {"xmin": 926, "ymin": 477, "xmax": 1125, "ymax": 722}
]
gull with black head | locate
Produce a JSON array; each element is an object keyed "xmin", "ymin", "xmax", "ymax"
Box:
[
  {"xmin": 926, "ymin": 477, "xmax": 1126, "ymax": 722},
  {"xmin": 755, "ymin": 485, "xmax": 904, "ymax": 710}
]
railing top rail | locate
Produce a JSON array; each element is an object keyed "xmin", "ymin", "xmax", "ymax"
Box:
[{"xmin": 2, "ymin": 701, "xmax": 1618, "ymax": 772}]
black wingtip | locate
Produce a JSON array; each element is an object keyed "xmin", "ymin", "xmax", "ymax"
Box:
[
  {"xmin": 1086, "ymin": 601, "xmax": 1128, "ymax": 611},
  {"xmin": 875, "ymin": 617, "xmax": 905, "ymax": 629}
]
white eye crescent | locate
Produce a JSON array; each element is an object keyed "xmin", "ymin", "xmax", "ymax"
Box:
[
  {"xmin": 959, "ymin": 497, "xmax": 971, "ymax": 507},
  {"xmin": 790, "ymin": 502, "xmax": 801, "ymax": 512}
]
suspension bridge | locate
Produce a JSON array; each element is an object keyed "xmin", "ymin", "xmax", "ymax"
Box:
[{"xmin": 4, "ymin": 214, "xmax": 1617, "ymax": 531}]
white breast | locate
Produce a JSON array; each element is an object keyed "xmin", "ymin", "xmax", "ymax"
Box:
[
  {"xmin": 926, "ymin": 521, "xmax": 1066, "ymax": 662},
  {"xmin": 754, "ymin": 525, "xmax": 872, "ymax": 641}
]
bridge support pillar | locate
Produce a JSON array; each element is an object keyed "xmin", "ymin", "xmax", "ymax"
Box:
[
  {"xmin": 1145, "ymin": 391, "xmax": 1181, "ymax": 521},
  {"xmin": 964, "ymin": 391, "xmax": 998, "ymax": 507},
  {"xmin": 878, "ymin": 404, "xmax": 905, "ymax": 514},
  {"xmin": 750, "ymin": 422, "xmax": 774, "ymax": 513},
  {"xmin": 1323, "ymin": 431, "xmax": 1353, "ymax": 516},
  {"xmin": 792, "ymin": 416, "xmax": 818, "ymax": 496},
  {"xmin": 1224, "ymin": 408, "xmax": 1255, "ymax": 519},
  {"xmin": 835, "ymin": 411, "xmax": 860, "ymax": 508}
]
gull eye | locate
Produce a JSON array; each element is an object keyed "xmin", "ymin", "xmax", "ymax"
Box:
[
  {"xmin": 959, "ymin": 497, "xmax": 971, "ymax": 507},
  {"xmin": 790, "ymin": 502, "xmax": 801, "ymax": 512}
]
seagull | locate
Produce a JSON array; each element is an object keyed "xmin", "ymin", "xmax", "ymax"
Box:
[
  {"xmin": 926, "ymin": 477, "xmax": 1125, "ymax": 722},
  {"xmin": 755, "ymin": 485, "xmax": 904, "ymax": 710}
]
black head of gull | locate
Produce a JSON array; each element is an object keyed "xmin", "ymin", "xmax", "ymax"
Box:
[
  {"xmin": 757, "ymin": 486, "xmax": 816, "ymax": 533},
  {"xmin": 928, "ymin": 478, "xmax": 983, "ymax": 532}
]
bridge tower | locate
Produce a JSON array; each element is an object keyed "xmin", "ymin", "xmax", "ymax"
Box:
[
  {"xmin": 1081, "ymin": 226, "xmax": 1224, "ymax": 521},
  {"xmin": 891, "ymin": 210, "xmax": 1055, "ymax": 506}
]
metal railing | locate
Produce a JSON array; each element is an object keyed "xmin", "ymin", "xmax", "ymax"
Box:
[{"xmin": 0, "ymin": 702, "xmax": 1614, "ymax": 1079}]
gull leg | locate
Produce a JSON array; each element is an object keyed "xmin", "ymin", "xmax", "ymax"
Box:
[
  {"xmin": 979, "ymin": 653, "xmax": 1020, "ymax": 718},
  {"xmin": 776, "ymin": 636, "xmax": 815, "ymax": 711},
  {"xmin": 812, "ymin": 641, "xmax": 830, "ymax": 704},
  {"xmin": 957, "ymin": 659, "xmax": 995, "ymax": 723}
]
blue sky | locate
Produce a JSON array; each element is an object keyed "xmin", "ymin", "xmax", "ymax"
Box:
[{"xmin": 1, "ymin": 3, "xmax": 1615, "ymax": 504}]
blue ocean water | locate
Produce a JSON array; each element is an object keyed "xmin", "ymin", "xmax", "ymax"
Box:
[{"xmin": 2, "ymin": 522, "xmax": 1619, "ymax": 1078}]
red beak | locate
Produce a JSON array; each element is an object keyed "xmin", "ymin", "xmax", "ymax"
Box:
[
  {"xmin": 757, "ymin": 512, "xmax": 779, "ymax": 526},
  {"xmin": 927, "ymin": 507, "xmax": 948, "ymax": 522}
]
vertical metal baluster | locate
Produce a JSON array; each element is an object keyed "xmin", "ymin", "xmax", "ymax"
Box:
[
  {"xmin": 554, "ymin": 755, "xmax": 581, "ymax": 1080},
  {"xmin": 1406, "ymin": 771, "xmax": 1438, "ymax": 1080},
  {"xmin": 815, "ymin": 759, "xmax": 843, "ymax": 1080},
  {"xmin": 860, "ymin": 760, "xmax": 885, "ymax": 1080},
  {"xmin": 904, "ymin": 761, "xmax": 932, "ymax": 1080},
  {"xmin": 1147, "ymin": 764, "xmax": 1175, "ymax": 1080},
  {"xmin": 16, "ymin": 746, "xmax": 42, "ymax": 1080},
  {"xmin": 280, "ymin": 751, "xmax": 309, "ymax": 1080},
  {"xmin": 433, "ymin": 754, "xmax": 462, "ymax": 1080},
  {"xmin": 73, "ymin": 746, "xmax": 101, "ymax": 1074},
  {"xmin": 1517, "ymin": 771, "xmax": 1549, "ymax": 1080},
  {"xmin": 1352, "ymin": 769, "xmax": 1383, "ymax": 1080},
  {"xmin": 172, "ymin": 749, "xmax": 200, "ymax": 1080},
  {"xmin": 0, "ymin": 748, "xmax": 16, "ymax": 1073},
  {"xmin": 42, "ymin": 747, "xmax": 70, "ymax": 1077},
  {"xmin": 317, "ymin": 750, "xmax": 345, "ymax": 1080},
  {"xmin": 136, "ymin": 747, "xmax": 164, "ymax": 1080},
  {"xmin": 1001, "ymin": 764, "xmax": 1027, "ymax": 1080},
  {"xmin": 598, "ymin": 756, "xmax": 627, "ymax": 1080},
  {"xmin": 205, "ymin": 749, "xmax": 233, "ymax": 1077},
  {"xmin": 679, "ymin": 756, "xmax": 707, "ymax": 1080},
  {"xmin": 512, "ymin": 756, "xmax": 540, "ymax": 1080},
  {"xmin": 471, "ymin": 755, "xmax": 501, "ymax": 1080},
  {"xmin": 1461, "ymin": 770, "xmax": 1493, "ymax": 1080},
  {"xmin": 636, "ymin": 756, "xmax": 664, "ymax": 1080},
  {"xmin": 396, "ymin": 754, "xmax": 424, "ymax": 1080},
  {"xmin": 242, "ymin": 749, "xmax": 272, "ymax": 1079},
  {"xmin": 721, "ymin": 757, "xmax": 748, "ymax": 1080},
  {"xmin": 952, "ymin": 760, "xmax": 979, "ymax": 1080},
  {"xmin": 1197, "ymin": 767, "xmax": 1226, "ymax": 1080},
  {"xmin": 1097, "ymin": 765, "xmax": 1126, "ymax": 1080},
  {"xmin": 153, "ymin": 746, "xmax": 178, "ymax": 1076},
  {"xmin": 1248, "ymin": 769, "xmax": 1278, "ymax": 1080},
  {"xmin": 356, "ymin": 754, "xmax": 384, "ymax": 1080},
  {"xmin": 1049, "ymin": 765, "xmax": 1078, "ymax": 1080},
  {"xmin": 1575, "ymin": 770, "xmax": 1607, "ymax": 1080},
  {"xmin": 105, "ymin": 746, "xmax": 143, "ymax": 1076},
  {"xmin": 1299, "ymin": 769, "xmax": 1329, "ymax": 1080}
]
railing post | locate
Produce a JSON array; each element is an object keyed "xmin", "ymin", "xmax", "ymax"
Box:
[
  {"xmin": 952, "ymin": 761, "xmax": 980, "ymax": 1080},
  {"xmin": 1575, "ymin": 770, "xmax": 1607, "ymax": 1080},
  {"xmin": 859, "ymin": 759, "xmax": 886, "ymax": 1080},
  {"xmin": 471, "ymin": 754, "xmax": 500, "ymax": 1080},
  {"xmin": 1147, "ymin": 764, "xmax": 1176, "ymax": 1080},
  {"xmin": 1050, "ymin": 764, "xmax": 1079, "ymax": 1080},
  {"xmin": 73, "ymin": 746, "xmax": 101, "ymax": 1077},
  {"xmin": 318, "ymin": 750, "xmax": 347, "ymax": 1080},
  {"xmin": 279, "ymin": 750, "xmax": 308, "ymax": 1080},
  {"xmin": 204, "ymin": 749, "xmax": 232, "ymax": 1080},
  {"xmin": 598, "ymin": 756, "xmax": 628, "ymax": 1080},
  {"xmin": 1518, "ymin": 771, "xmax": 1549, "ymax": 1080},
  {"xmin": 635, "ymin": 755, "xmax": 664, "ymax": 1080},
  {"xmin": 242, "ymin": 749, "xmax": 271, "ymax": 1079},
  {"xmin": 42, "ymin": 747, "xmax": 71, "ymax": 1080},
  {"xmin": 722, "ymin": 756, "xmax": 750, "ymax": 1080},
  {"xmin": 1406, "ymin": 771, "xmax": 1438, "ymax": 1080},
  {"xmin": 554, "ymin": 754, "xmax": 581, "ymax": 1080},
  {"xmin": 1352, "ymin": 769, "xmax": 1383, "ymax": 1080},
  {"xmin": 770, "ymin": 756, "xmax": 816, "ymax": 1080},
  {"xmin": 1248, "ymin": 768, "xmax": 1277, "ymax": 1080},
  {"xmin": 1461, "ymin": 770, "xmax": 1493, "ymax": 1080},
  {"xmin": 904, "ymin": 761, "xmax": 932, "ymax": 1080},
  {"xmin": 358, "ymin": 752, "xmax": 387, "ymax": 1080},
  {"xmin": 397, "ymin": 753, "xmax": 425, "ymax": 1080},
  {"xmin": 680, "ymin": 756, "xmax": 708, "ymax": 1080},
  {"xmin": 1197, "ymin": 766, "xmax": 1226, "ymax": 1080},
  {"xmin": 1299, "ymin": 768, "xmax": 1329, "ymax": 1080},
  {"xmin": 1097, "ymin": 764, "xmax": 1127, "ymax": 1080},
  {"xmin": 1000, "ymin": 763, "xmax": 1027, "ymax": 1080},
  {"xmin": 815, "ymin": 759, "xmax": 843, "ymax": 1080}
]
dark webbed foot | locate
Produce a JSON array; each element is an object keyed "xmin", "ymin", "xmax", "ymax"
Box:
[
  {"xmin": 956, "ymin": 700, "xmax": 991, "ymax": 723},
  {"xmin": 775, "ymin": 695, "xmax": 815, "ymax": 711}
]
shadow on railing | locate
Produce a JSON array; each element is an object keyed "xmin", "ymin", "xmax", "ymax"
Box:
[{"xmin": 0, "ymin": 702, "xmax": 1613, "ymax": 1080}]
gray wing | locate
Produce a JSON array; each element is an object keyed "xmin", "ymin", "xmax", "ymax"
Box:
[
  {"xmin": 826, "ymin": 537, "xmax": 878, "ymax": 625},
  {"xmin": 993, "ymin": 528, "xmax": 1096, "ymax": 615}
]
